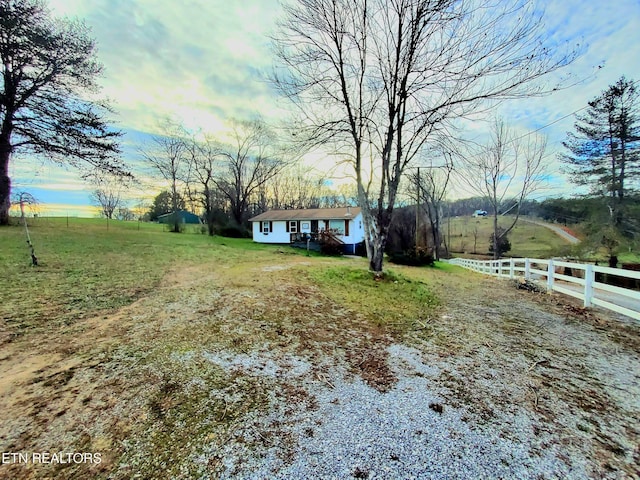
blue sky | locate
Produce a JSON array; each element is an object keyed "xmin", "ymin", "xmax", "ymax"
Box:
[{"xmin": 9, "ymin": 0, "xmax": 640, "ymax": 215}]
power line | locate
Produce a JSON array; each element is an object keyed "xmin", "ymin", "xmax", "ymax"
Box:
[
  {"xmin": 510, "ymin": 105, "xmax": 588, "ymax": 144},
  {"xmin": 509, "ymin": 77, "xmax": 640, "ymax": 145}
]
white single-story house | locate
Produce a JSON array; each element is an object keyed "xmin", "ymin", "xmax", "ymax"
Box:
[{"xmin": 248, "ymin": 207, "xmax": 364, "ymax": 253}]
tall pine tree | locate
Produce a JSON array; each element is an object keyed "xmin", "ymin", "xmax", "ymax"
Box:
[{"xmin": 561, "ymin": 77, "xmax": 640, "ymax": 227}]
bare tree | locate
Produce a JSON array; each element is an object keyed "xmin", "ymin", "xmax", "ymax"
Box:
[
  {"xmin": 472, "ymin": 222, "xmax": 479, "ymax": 254},
  {"xmin": 261, "ymin": 164, "xmax": 328, "ymax": 210},
  {"xmin": 185, "ymin": 136, "xmax": 225, "ymax": 235},
  {"xmin": 11, "ymin": 191, "xmax": 38, "ymax": 264},
  {"xmin": 140, "ymin": 129, "xmax": 189, "ymax": 233},
  {"xmin": 89, "ymin": 172, "xmax": 130, "ymax": 219},
  {"xmin": 461, "ymin": 119, "xmax": 547, "ymax": 259},
  {"xmin": 273, "ymin": 0, "xmax": 575, "ymax": 274},
  {"xmin": 409, "ymin": 151, "xmax": 454, "ymax": 260},
  {"xmin": 214, "ymin": 119, "xmax": 286, "ymax": 226},
  {"xmin": 116, "ymin": 206, "xmax": 135, "ymax": 221}
]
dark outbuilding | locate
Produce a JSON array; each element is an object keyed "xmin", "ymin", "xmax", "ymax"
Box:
[{"xmin": 157, "ymin": 210, "xmax": 201, "ymax": 225}]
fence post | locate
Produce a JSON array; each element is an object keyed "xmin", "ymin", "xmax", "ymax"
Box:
[
  {"xmin": 510, "ymin": 258, "xmax": 515, "ymax": 279},
  {"xmin": 584, "ymin": 264, "xmax": 594, "ymax": 308},
  {"xmin": 547, "ymin": 259, "xmax": 554, "ymax": 292},
  {"xmin": 525, "ymin": 258, "xmax": 530, "ymax": 280}
]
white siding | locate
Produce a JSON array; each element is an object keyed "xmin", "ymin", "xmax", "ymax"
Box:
[
  {"xmin": 341, "ymin": 213, "xmax": 364, "ymax": 244},
  {"xmin": 252, "ymin": 221, "xmax": 290, "ymax": 243},
  {"xmin": 252, "ymin": 213, "xmax": 365, "ymax": 245}
]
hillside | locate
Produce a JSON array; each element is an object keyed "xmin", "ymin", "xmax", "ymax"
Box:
[{"xmin": 445, "ymin": 215, "xmax": 577, "ymax": 258}]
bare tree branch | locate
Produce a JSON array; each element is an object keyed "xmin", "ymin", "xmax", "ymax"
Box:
[
  {"xmin": 273, "ymin": 0, "xmax": 576, "ymax": 273},
  {"xmin": 459, "ymin": 118, "xmax": 547, "ymax": 258}
]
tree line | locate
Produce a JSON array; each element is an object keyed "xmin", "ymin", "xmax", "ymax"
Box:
[{"xmin": 132, "ymin": 119, "xmax": 358, "ymax": 236}]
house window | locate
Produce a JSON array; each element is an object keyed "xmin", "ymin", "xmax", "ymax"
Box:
[
  {"xmin": 329, "ymin": 220, "xmax": 345, "ymax": 234},
  {"xmin": 289, "ymin": 221, "xmax": 298, "ymax": 233},
  {"xmin": 262, "ymin": 221, "xmax": 270, "ymax": 233}
]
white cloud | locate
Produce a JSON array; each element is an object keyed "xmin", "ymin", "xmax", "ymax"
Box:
[{"xmin": 14, "ymin": 0, "xmax": 640, "ymax": 210}]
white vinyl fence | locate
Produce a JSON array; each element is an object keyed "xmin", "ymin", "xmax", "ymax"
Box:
[{"xmin": 447, "ymin": 257, "xmax": 640, "ymax": 321}]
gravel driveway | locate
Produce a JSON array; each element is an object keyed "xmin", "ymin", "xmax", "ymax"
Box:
[
  {"xmin": 521, "ymin": 219, "xmax": 581, "ymax": 245},
  {"xmin": 2, "ymin": 258, "xmax": 637, "ymax": 480},
  {"xmin": 204, "ymin": 267, "xmax": 639, "ymax": 479}
]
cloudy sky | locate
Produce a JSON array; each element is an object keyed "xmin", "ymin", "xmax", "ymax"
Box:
[{"xmin": 9, "ymin": 0, "xmax": 640, "ymax": 216}]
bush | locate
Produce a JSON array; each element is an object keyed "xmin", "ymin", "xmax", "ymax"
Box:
[
  {"xmin": 320, "ymin": 242, "xmax": 343, "ymax": 256},
  {"xmin": 489, "ymin": 228, "xmax": 511, "ymax": 257},
  {"xmin": 218, "ymin": 225, "xmax": 248, "ymax": 238},
  {"xmin": 388, "ymin": 246, "xmax": 434, "ymax": 266}
]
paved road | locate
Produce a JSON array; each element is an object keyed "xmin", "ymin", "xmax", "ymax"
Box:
[
  {"xmin": 554, "ymin": 280, "xmax": 639, "ymax": 318},
  {"xmin": 522, "ymin": 274, "xmax": 639, "ymax": 320},
  {"xmin": 521, "ymin": 219, "xmax": 580, "ymax": 244}
]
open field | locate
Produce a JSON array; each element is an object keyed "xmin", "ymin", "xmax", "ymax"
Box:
[
  {"xmin": 445, "ymin": 215, "xmax": 577, "ymax": 258},
  {"xmin": 1, "ymin": 218, "xmax": 639, "ymax": 479},
  {"xmin": 446, "ymin": 215, "xmax": 640, "ymax": 263}
]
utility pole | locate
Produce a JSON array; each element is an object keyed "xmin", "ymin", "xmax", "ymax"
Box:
[{"xmin": 415, "ymin": 167, "xmax": 420, "ymax": 248}]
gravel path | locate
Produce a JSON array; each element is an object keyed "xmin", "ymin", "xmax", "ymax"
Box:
[
  {"xmin": 3, "ymin": 257, "xmax": 637, "ymax": 479},
  {"xmin": 199, "ymin": 271, "xmax": 640, "ymax": 480},
  {"xmin": 210, "ymin": 345, "xmax": 588, "ymax": 479},
  {"xmin": 521, "ymin": 218, "xmax": 581, "ymax": 245}
]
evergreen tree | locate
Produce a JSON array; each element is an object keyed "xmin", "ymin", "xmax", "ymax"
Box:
[
  {"xmin": 561, "ymin": 77, "xmax": 640, "ymax": 226},
  {"xmin": 489, "ymin": 227, "xmax": 511, "ymax": 258}
]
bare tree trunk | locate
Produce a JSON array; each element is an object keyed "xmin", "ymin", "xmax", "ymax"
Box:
[
  {"xmin": 366, "ymin": 217, "xmax": 390, "ymax": 274},
  {"xmin": 493, "ymin": 212, "xmax": 500, "ymax": 259},
  {"xmin": 428, "ymin": 210, "xmax": 440, "ymax": 260},
  {"xmin": 0, "ymin": 165, "xmax": 10, "ymax": 225},
  {"xmin": 0, "ymin": 131, "xmax": 12, "ymax": 225},
  {"xmin": 473, "ymin": 225, "xmax": 478, "ymax": 254},
  {"xmin": 171, "ymin": 178, "xmax": 180, "ymax": 233}
]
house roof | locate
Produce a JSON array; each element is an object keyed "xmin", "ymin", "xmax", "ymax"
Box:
[
  {"xmin": 249, "ymin": 207, "xmax": 361, "ymax": 222},
  {"xmin": 157, "ymin": 210, "xmax": 199, "ymax": 219}
]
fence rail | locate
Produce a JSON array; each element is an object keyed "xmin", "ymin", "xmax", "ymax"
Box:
[{"xmin": 447, "ymin": 257, "xmax": 640, "ymax": 321}]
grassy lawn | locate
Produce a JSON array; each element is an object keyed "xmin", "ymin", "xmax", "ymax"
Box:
[
  {"xmin": 1, "ymin": 217, "xmax": 637, "ymax": 479},
  {"xmin": 446, "ymin": 215, "xmax": 575, "ymax": 258},
  {"xmin": 0, "ymin": 217, "xmax": 444, "ymax": 479},
  {"xmin": 0, "ymin": 217, "xmax": 290, "ymax": 336}
]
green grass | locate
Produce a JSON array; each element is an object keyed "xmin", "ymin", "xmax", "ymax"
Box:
[
  {"xmin": 0, "ymin": 217, "xmax": 444, "ymax": 479},
  {"xmin": 309, "ymin": 266, "xmax": 438, "ymax": 334},
  {"xmin": 432, "ymin": 260, "xmax": 463, "ymax": 272},
  {"xmin": 0, "ymin": 217, "xmax": 305, "ymax": 335},
  {"xmin": 446, "ymin": 216, "xmax": 573, "ymax": 258},
  {"xmin": 618, "ymin": 252, "xmax": 640, "ymax": 263}
]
